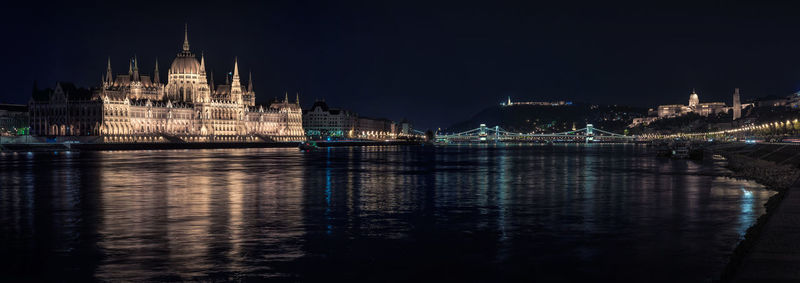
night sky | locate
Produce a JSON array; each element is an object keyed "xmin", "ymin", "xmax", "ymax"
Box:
[{"xmin": 3, "ymin": 0, "xmax": 800, "ymax": 129}]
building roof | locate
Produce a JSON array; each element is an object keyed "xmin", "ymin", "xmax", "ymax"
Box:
[
  {"xmin": 0, "ymin": 103, "xmax": 27, "ymax": 112},
  {"xmin": 57, "ymin": 82, "xmax": 94, "ymax": 100},
  {"xmin": 110, "ymin": 74, "xmax": 158, "ymax": 89},
  {"xmin": 310, "ymin": 100, "xmax": 330, "ymax": 112},
  {"xmin": 170, "ymin": 53, "xmax": 201, "ymax": 75},
  {"xmin": 31, "ymin": 87, "xmax": 52, "ymax": 102},
  {"xmin": 304, "ymin": 100, "xmax": 355, "ymax": 116},
  {"xmin": 31, "ymin": 82, "xmax": 94, "ymax": 102},
  {"xmin": 214, "ymin": 84, "xmax": 231, "ymax": 96}
]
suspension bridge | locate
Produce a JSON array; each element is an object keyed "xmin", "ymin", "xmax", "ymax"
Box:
[{"xmin": 435, "ymin": 124, "xmax": 635, "ymax": 143}]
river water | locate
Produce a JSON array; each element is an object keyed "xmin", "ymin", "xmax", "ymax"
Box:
[{"xmin": 0, "ymin": 144, "xmax": 774, "ymax": 282}]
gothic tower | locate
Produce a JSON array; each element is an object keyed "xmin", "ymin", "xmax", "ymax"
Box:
[
  {"xmin": 197, "ymin": 53, "xmax": 210, "ymax": 102},
  {"xmin": 243, "ymin": 71, "xmax": 255, "ymax": 106},
  {"xmin": 230, "ymin": 58, "xmax": 243, "ymax": 104}
]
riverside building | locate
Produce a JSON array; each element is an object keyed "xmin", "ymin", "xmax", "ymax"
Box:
[
  {"xmin": 302, "ymin": 100, "xmax": 399, "ymax": 140},
  {"xmin": 28, "ymin": 26, "xmax": 304, "ymax": 143},
  {"xmin": 0, "ymin": 104, "xmax": 28, "ymax": 135},
  {"xmin": 303, "ymin": 100, "xmax": 358, "ymax": 139}
]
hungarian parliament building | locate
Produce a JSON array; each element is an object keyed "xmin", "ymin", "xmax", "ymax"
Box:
[{"xmin": 28, "ymin": 26, "xmax": 305, "ymax": 143}]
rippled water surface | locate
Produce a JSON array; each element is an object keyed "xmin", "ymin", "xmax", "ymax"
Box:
[{"xmin": 0, "ymin": 144, "xmax": 775, "ymax": 281}]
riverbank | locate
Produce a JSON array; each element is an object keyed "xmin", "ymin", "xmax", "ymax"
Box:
[
  {"xmin": 0, "ymin": 140, "xmax": 424, "ymax": 151},
  {"xmin": 712, "ymin": 144, "xmax": 800, "ymax": 282}
]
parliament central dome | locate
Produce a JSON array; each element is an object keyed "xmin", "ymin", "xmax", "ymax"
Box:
[
  {"xmin": 170, "ymin": 55, "xmax": 201, "ymax": 74},
  {"xmin": 169, "ymin": 24, "xmax": 201, "ymax": 75}
]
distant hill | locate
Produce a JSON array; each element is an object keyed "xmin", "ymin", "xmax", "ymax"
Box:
[{"xmin": 446, "ymin": 103, "xmax": 647, "ymax": 134}]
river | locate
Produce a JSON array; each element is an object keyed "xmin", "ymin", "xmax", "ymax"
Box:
[{"xmin": 0, "ymin": 144, "xmax": 774, "ymax": 282}]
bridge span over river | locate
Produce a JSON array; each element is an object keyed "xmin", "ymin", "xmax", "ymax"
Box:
[{"xmin": 435, "ymin": 123, "xmax": 635, "ymax": 143}]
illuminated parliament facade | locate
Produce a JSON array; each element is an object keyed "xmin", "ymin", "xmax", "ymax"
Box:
[{"xmin": 29, "ymin": 26, "xmax": 304, "ymax": 142}]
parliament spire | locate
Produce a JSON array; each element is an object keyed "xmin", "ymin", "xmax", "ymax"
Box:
[{"xmin": 182, "ymin": 23, "xmax": 190, "ymax": 52}]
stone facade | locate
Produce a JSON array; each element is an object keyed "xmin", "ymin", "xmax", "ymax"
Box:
[
  {"xmin": 0, "ymin": 104, "xmax": 28, "ymax": 135},
  {"xmin": 302, "ymin": 100, "xmax": 398, "ymax": 140},
  {"xmin": 355, "ymin": 116, "xmax": 396, "ymax": 140},
  {"xmin": 302, "ymin": 100, "xmax": 357, "ymax": 138}
]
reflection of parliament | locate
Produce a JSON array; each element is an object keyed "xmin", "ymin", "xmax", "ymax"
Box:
[{"xmin": 29, "ymin": 26, "xmax": 305, "ymax": 142}]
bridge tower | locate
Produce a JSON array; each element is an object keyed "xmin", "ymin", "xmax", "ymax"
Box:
[{"xmin": 586, "ymin": 124, "xmax": 594, "ymax": 143}]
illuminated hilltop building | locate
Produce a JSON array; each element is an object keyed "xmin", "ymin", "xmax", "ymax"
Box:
[
  {"xmin": 501, "ymin": 97, "xmax": 572, "ymax": 106},
  {"xmin": 631, "ymin": 89, "xmax": 755, "ymax": 127},
  {"xmin": 657, "ymin": 89, "xmax": 728, "ymax": 118},
  {"xmin": 29, "ymin": 25, "xmax": 304, "ymax": 142}
]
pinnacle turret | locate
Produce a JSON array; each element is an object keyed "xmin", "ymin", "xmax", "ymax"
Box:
[
  {"xmin": 210, "ymin": 71, "xmax": 215, "ymax": 92},
  {"xmin": 199, "ymin": 52, "xmax": 206, "ymax": 72},
  {"xmin": 231, "ymin": 58, "xmax": 242, "ymax": 103},
  {"xmin": 182, "ymin": 23, "xmax": 190, "ymax": 52},
  {"xmin": 105, "ymin": 57, "xmax": 112, "ymax": 85},
  {"xmin": 248, "ymin": 71, "xmax": 253, "ymax": 92},
  {"xmin": 233, "ymin": 57, "xmax": 240, "ymax": 79},
  {"xmin": 154, "ymin": 59, "xmax": 160, "ymax": 84},
  {"xmin": 132, "ymin": 56, "xmax": 140, "ymax": 81}
]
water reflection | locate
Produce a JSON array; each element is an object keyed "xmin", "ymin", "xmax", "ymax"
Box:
[{"xmin": 0, "ymin": 145, "xmax": 774, "ymax": 282}]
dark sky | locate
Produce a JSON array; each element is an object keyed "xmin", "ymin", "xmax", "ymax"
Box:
[{"xmin": 3, "ymin": 0, "xmax": 800, "ymax": 129}]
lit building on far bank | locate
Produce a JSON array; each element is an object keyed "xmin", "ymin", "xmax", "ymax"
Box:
[
  {"xmin": 501, "ymin": 97, "xmax": 572, "ymax": 106},
  {"xmin": 630, "ymin": 88, "xmax": 753, "ymax": 127},
  {"xmin": 303, "ymin": 100, "xmax": 358, "ymax": 138},
  {"xmin": 302, "ymin": 100, "xmax": 410, "ymax": 140},
  {"xmin": 0, "ymin": 104, "xmax": 28, "ymax": 136},
  {"xmin": 28, "ymin": 25, "xmax": 304, "ymax": 142},
  {"xmin": 657, "ymin": 89, "xmax": 728, "ymax": 118}
]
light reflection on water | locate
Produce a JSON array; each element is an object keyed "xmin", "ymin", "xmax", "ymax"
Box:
[{"xmin": 0, "ymin": 144, "xmax": 774, "ymax": 282}]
